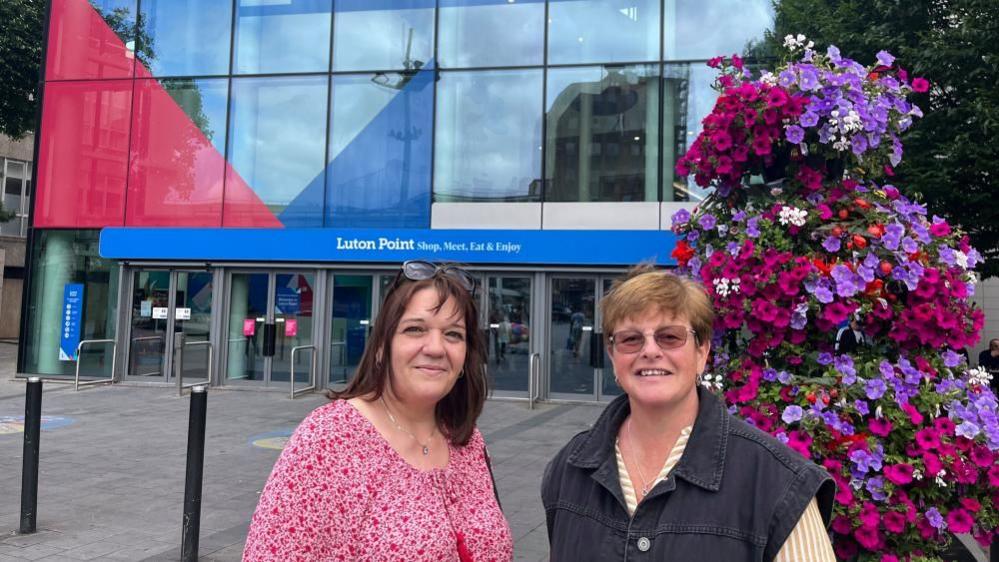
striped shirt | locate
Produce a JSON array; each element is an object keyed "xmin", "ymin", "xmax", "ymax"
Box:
[{"xmin": 615, "ymin": 426, "xmax": 835, "ymax": 561}]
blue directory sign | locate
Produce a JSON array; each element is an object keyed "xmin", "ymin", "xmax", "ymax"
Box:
[
  {"xmin": 99, "ymin": 228, "xmax": 678, "ymax": 266},
  {"xmin": 59, "ymin": 283, "xmax": 84, "ymax": 361}
]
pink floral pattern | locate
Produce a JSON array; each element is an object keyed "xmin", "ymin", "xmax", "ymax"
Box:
[{"xmin": 243, "ymin": 400, "xmax": 513, "ymax": 561}]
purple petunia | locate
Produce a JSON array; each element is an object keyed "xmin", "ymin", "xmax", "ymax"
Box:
[
  {"xmin": 777, "ymin": 370, "xmax": 793, "ymax": 385},
  {"xmin": 799, "ymin": 67, "xmax": 820, "ymax": 91},
  {"xmin": 881, "ymin": 223, "xmax": 904, "ymax": 251},
  {"xmin": 866, "ymin": 378, "xmax": 888, "ymax": 400},
  {"xmin": 835, "ymin": 355, "xmax": 856, "ymax": 384},
  {"xmin": 746, "ymin": 216, "xmax": 761, "ymax": 238},
  {"xmin": 817, "ymin": 352, "xmax": 834, "ymax": 366},
  {"xmin": 698, "ymin": 213, "xmax": 717, "ymax": 231},
  {"xmin": 876, "ymin": 50, "xmax": 896, "ymax": 68},
  {"xmin": 799, "ymin": 111, "xmax": 819, "ymax": 127},
  {"xmin": 942, "ymin": 349, "xmax": 962, "ymax": 368},
  {"xmin": 822, "ymin": 236, "xmax": 841, "ymax": 253},
  {"xmin": 956, "ymin": 421, "xmax": 981, "ymax": 439},
  {"xmin": 782, "ymin": 405, "xmax": 804, "ymax": 424},
  {"xmin": 831, "ymin": 264, "xmax": 863, "ymax": 297},
  {"xmin": 926, "ymin": 507, "xmax": 946, "ymax": 530},
  {"xmin": 785, "ymin": 125, "xmax": 805, "ymax": 144},
  {"xmin": 671, "ymin": 208, "xmax": 691, "ymax": 226}
]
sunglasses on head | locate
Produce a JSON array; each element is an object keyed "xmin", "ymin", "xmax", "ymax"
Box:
[
  {"xmin": 608, "ymin": 325, "xmax": 698, "ymax": 354},
  {"xmin": 391, "ymin": 260, "xmax": 477, "ymax": 294}
]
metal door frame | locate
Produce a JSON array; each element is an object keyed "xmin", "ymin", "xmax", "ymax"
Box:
[
  {"xmin": 325, "ymin": 270, "xmax": 388, "ymax": 391},
  {"xmin": 121, "ymin": 266, "xmax": 215, "ymax": 384},
  {"xmin": 481, "ymin": 273, "xmax": 534, "ymax": 399},
  {"xmin": 544, "ymin": 273, "xmax": 621, "ymax": 402},
  {"xmin": 220, "ymin": 268, "xmax": 321, "ymax": 388}
]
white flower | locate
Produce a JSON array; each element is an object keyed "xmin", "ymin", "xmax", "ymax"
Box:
[
  {"xmin": 713, "ymin": 277, "xmax": 741, "ymax": 298},
  {"xmin": 699, "ymin": 373, "xmax": 724, "ymax": 391},
  {"xmin": 760, "ymin": 71, "xmax": 778, "ymax": 86},
  {"xmin": 875, "ymin": 405, "xmax": 883, "ymax": 419},
  {"xmin": 912, "ymin": 468, "xmax": 924, "ymax": 481},
  {"xmin": 954, "ymin": 250, "xmax": 968, "ymax": 269},
  {"xmin": 778, "ymin": 206, "xmax": 808, "ymax": 227},
  {"xmin": 967, "ymin": 367, "xmax": 993, "ymax": 387}
]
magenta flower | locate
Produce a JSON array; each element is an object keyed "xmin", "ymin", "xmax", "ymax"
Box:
[
  {"xmin": 882, "ymin": 512, "xmax": 906, "ymax": 534},
  {"xmin": 883, "ymin": 463, "xmax": 914, "ymax": 485},
  {"xmin": 911, "ymin": 77, "xmax": 930, "ymax": 93},
  {"xmin": 868, "ymin": 418, "xmax": 893, "ymax": 437},
  {"xmin": 945, "ymin": 508, "xmax": 974, "ymax": 533}
]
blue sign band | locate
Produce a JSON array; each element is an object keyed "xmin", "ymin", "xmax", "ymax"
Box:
[{"xmin": 99, "ymin": 228, "xmax": 677, "ymax": 266}]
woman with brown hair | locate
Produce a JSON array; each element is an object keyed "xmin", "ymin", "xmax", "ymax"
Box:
[{"xmin": 244, "ymin": 261, "xmax": 512, "ymax": 561}]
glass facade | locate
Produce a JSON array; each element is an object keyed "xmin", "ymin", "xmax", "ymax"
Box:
[
  {"xmin": 235, "ymin": 0, "xmax": 332, "ymax": 74},
  {"xmin": 22, "ymin": 230, "xmax": 119, "ymax": 377},
  {"xmin": 547, "ymin": 0, "xmax": 660, "ymax": 65},
  {"xmin": 545, "ymin": 64, "xmax": 659, "ymax": 202},
  {"xmin": 140, "ymin": 0, "xmax": 233, "ymax": 77}
]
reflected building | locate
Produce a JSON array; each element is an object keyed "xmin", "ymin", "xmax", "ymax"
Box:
[{"xmin": 20, "ymin": 0, "xmax": 774, "ymax": 402}]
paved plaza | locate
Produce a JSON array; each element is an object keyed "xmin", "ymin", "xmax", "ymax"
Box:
[
  {"xmin": 0, "ymin": 343, "xmax": 601, "ymax": 561},
  {"xmin": 0, "ymin": 342, "xmax": 989, "ymax": 562}
]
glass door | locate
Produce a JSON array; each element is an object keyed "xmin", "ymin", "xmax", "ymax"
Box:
[
  {"xmin": 224, "ymin": 270, "xmax": 316, "ymax": 386},
  {"xmin": 126, "ymin": 268, "xmax": 214, "ymax": 383},
  {"xmin": 548, "ymin": 275, "xmax": 620, "ymax": 401},
  {"xmin": 329, "ymin": 274, "xmax": 375, "ymax": 385},
  {"xmin": 485, "ymin": 275, "xmax": 532, "ymax": 396}
]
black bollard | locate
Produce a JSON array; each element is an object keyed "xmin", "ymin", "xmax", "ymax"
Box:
[
  {"xmin": 992, "ymin": 536, "xmax": 998, "ymax": 562},
  {"xmin": 181, "ymin": 385, "xmax": 208, "ymax": 562},
  {"xmin": 20, "ymin": 377, "xmax": 42, "ymax": 534}
]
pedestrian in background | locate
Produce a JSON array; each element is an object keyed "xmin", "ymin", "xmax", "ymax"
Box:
[
  {"xmin": 979, "ymin": 338, "xmax": 999, "ymax": 395},
  {"xmin": 244, "ymin": 261, "xmax": 512, "ymax": 561},
  {"xmin": 542, "ymin": 266, "xmax": 835, "ymax": 560}
]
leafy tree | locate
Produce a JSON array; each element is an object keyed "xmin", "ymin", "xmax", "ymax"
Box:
[
  {"xmin": 759, "ymin": 0, "xmax": 999, "ymax": 278},
  {"xmin": 0, "ymin": 0, "xmax": 44, "ymax": 140}
]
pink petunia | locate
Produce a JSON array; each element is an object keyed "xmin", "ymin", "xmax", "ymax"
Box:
[
  {"xmin": 858, "ymin": 502, "xmax": 880, "ymax": 528},
  {"xmin": 970, "ymin": 444, "xmax": 994, "ymax": 467},
  {"xmin": 960, "ymin": 498, "xmax": 981, "ymax": 513},
  {"xmin": 868, "ymin": 418, "xmax": 893, "ymax": 437},
  {"xmin": 912, "ymin": 77, "xmax": 930, "ymax": 92},
  {"xmin": 945, "ymin": 508, "xmax": 974, "ymax": 533},
  {"xmin": 884, "ymin": 463, "xmax": 914, "ymax": 485},
  {"xmin": 914, "ymin": 427, "xmax": 940, "ymax": 450},
  {"xmin": 854, "ymin": 526, "xmax": 884, "ymax": 550},
  {"xmin": 883, "ymin": 511, "xmax": 906, "ymax": 534},
  {"xmin": 987, "ymin": 464, "xmax": 999, "ymax": 487},
  {"xmin": 881, "ymin": 555, "xmax": 900, "ymax": 562},
  {"xmin": 923, "ymin": 452, "xmax": 943, "ymax": 477}
]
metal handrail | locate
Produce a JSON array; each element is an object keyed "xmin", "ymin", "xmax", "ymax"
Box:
[
  {"xmin": 290, "ymin": 345, "xmax": 317, "ymax": 398},
  {"xmin": 178, "ymin": 341, "xmax": 213, "ymax": 396},
  {"xmin": 75, "ymin": 339, "xmax": 117, "ymax": 391},
  {"xmin": 328, "ymin": 341, "xmax": 347, "ymax": 384},
  {"xmin": 528, "ymin": 352, "xmax": 541, "ymax": 410}
]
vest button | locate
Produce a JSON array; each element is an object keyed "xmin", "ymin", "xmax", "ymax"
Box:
[{"xmin": 637, "ymin": 537, "xmax": 651, "ymax": 552}]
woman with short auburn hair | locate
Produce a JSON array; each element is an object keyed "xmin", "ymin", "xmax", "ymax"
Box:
[
  {"xmin": 542, "ymin": 266, "xmax": 835, "ymax": 561},
  {"xmin": 244, "ymin": 261, "xmax": 512, "ymax": 561}
]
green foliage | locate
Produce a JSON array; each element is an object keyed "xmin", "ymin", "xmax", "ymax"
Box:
[
  {"xmin": 765, "ymin": 0, "xmax": 999, "ymax": 278},
  {"xmin": 0, "ymin": 0, "xmax": 44, "ymax": 140}
]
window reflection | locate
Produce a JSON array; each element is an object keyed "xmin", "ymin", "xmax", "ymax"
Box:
[
  {"xmin": 545, "ymin": 65, "xmax": 659, "ymax": 202},
  {"xmin": 664, "ymin": 0, "xmax": 772, "ymax": 61},
  {"xmin": 548, "ymin": 0, "xmax": 659, "ymax": 65},
  {"xmin": 235, "ymin": 0, "xmax": 332, "ymax": 74},
  {"xmin": 127, "ymin": 78, "xmax": 229, "ymax": 226},
  {"xmin": 438, "ymin": 0, "xmax": 544, "ymax": 68},
  {"xmin": 434, "ymin": 69, "xmax": 543, "ymax": 202},
  {"xmin": 140, "ymin": 0, "xmax": 232, "ymax": 76},
  {"xmin": 663, "ymin": 64, "xmax": 719, "ymax": 202},
  {"xmin": 333, "ymin": 0, "xmax": 434, "ymax": 72},
  {"xmin": 327, "ymin": 71, "xmax": 433, "ymax": 228},
  {"xmin": 226, "ymin": 76, "xmax": 328, "ymax": 225}
]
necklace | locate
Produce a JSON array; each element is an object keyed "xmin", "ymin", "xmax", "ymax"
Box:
[
  {"xmin": 625, "ymin": 418, "xmax": 653, "ymax": 498},
  {"xmin": 381, "ymin": 397, "xmax": 436, "ymax": 456}
]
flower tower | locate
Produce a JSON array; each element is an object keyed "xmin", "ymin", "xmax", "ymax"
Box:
[{"xmin": 672, "ymin": 36, "xmax": 998, "ymax": 560}]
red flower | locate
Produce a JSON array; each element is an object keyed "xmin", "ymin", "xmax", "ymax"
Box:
[
  {"xmin": 671, "ymin": 240, "xmax": 695, "ymax": 266},
  {"xmin": 882, "ymin": 512, "xmax": 906, "ymax": 534}
]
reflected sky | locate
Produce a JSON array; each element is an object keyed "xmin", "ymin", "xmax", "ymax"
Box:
[
  {"xmin": 661, "ymin": 63, "xmax": 720, "ymax": 202},
  {"xmin": 333, "ymin": 1, "xmax": 435, "ymax": 72},
  {"xmin": 159, "ymin": 78, "xmax": 229, "ymax": 154},
  {"xmin": 235, "ymin": 0, "xmax": 332, "ymax": 74},
  {"xmin": 665, "ymin": 0, "xmax": 772, "ymax": 60},
  {"xmin": 548, "ymin": 0, "xmax": 659, "ymax": 65},
  {"xmin": 434, "ymin": 69, "xmax": 543, "ymax": 202},
  {"xmin": 438, "ymin": 0, "xmax": 544, "ymax": 68},
  {"xmin": 140, "ymin": 0, "xmax": 232, "ymax": 76},
  {"xmin": 227, "ymin": 76, "xmax": 328, "ymax": 212}
]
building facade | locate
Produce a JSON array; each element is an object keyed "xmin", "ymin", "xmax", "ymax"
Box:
[
  {"xmin": 0, "ymin": 133, "xmax": 33, "ymax": 341},
  {"xmin": 20, "ymin": 0, "xmax": 776, "ymax": 401}
]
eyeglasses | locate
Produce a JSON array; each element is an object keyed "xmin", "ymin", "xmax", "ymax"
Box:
[
  {"xmin": 608, "ymin": 326, "xmax": 698, "ymax": 354},
  {"xmin": 391, "ymin": 260, "xmax": 477, "ymax": 294}
]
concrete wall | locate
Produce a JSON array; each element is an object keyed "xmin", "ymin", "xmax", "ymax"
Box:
[
  {"xmin": 0, "ymin": 133, "xmax": 31, "ymax": 341},
  {"xmin": 972, "ymin": 276, "xmax": 999, "ymax": 365},
  {"xmin": 0, "ymin": 133, "xmax": 34, "ymax": 161}
]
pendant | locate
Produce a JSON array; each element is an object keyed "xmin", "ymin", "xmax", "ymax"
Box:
[
  {"xmin": 641, "ymin": 484, "xmax": 649, "ymax": 496},
  {"xmin": 422, "ymin": 445, "xmax": 430, "ymax": 456}
]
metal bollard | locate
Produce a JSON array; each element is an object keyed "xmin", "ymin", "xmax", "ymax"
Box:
[
  {"xmin": 20, "ymin": 377, "xmax": 42, "ymax": 534},
  {"xmin": 181, "ymin": 385, "xmax": 208, "ymax": 562},
  {"xmin": 991, "ymin": 536, "xmax": 998, "ymax": 562}
]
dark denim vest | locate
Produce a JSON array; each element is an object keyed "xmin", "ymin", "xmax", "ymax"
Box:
[{"xmin": 541, "ymin": 387, "xmax": 835, "ymax": 561}]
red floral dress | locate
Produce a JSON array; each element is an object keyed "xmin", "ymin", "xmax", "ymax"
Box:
[{"xmin": 243, "ymin": 400, "xmax": 513, "ymax": 561}]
